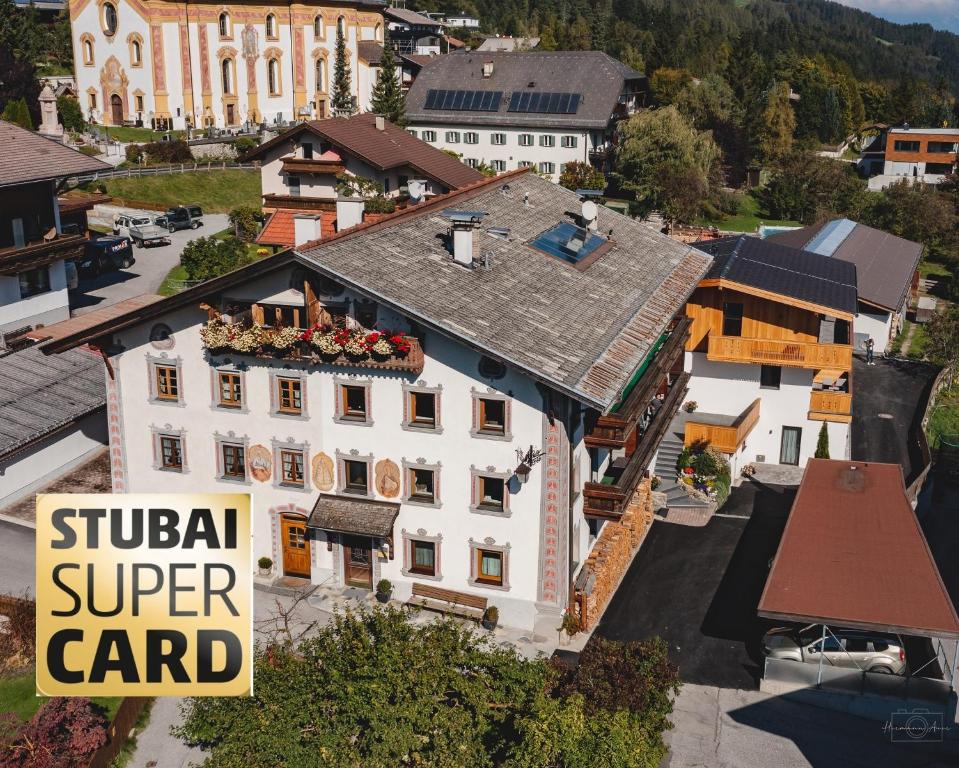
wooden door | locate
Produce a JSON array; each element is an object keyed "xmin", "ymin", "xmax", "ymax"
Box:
[
  {"xmin": 280, "ymin": 514, "xmax": 310, "ymax": 578},
  {"xmin": 342, "ymin": 535, "xmax": 373, "ymax": 589},
  {"xmin": 226, "ymin": 103, "xmax": 236, "ymax": 125},
  {"xmin": 110, "ymin": 94, "xmax": 123, "ymax": 125}
]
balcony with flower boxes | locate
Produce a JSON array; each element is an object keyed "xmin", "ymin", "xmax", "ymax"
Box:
[
  {"xmin": 583, "ymin": 370, "xmax": 690, "ymax": 519},
  {"xmin": 199, "ymin": 319, "xmax": 424, "ymax": 374},
  {"xmin": 585, "ymin": 316, "xmax": 691, "ymax": 450}
]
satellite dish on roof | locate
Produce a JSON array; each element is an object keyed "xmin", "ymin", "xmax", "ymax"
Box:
[
  {"xmin": 581, "ymin": 200, "xmax": 598, "ymax": 231},
  {"xmin": 408, "ymin": 179, "xmax": 426, "ymax": 203}
]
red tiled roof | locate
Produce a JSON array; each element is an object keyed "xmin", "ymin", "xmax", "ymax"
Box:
[
  {"xmin": 245, "ymin": 113, "xmax": 485, "ymax": 190},
  {"xmin": 257, "ymin": 209, "xmax": 337, "ymax": 247},
  {"xmin": 0, "ymin": 120, "xmax": 111, "ymax": 187},
  {"xmin": 759, "ymin": 459, "xmax": 959, "ymax": 639}
]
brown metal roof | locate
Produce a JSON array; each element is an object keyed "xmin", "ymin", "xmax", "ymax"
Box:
[
  {"xmin": 0, "ymin": 121, "xmax": 111, "ymax": 188},
  {"xmin": 307, "ymin": 494, "xmax": 400, "ymax": 538},
  {"xmin": 245, "ymin": 114, "xmax": 485, "ymax": 190},
  {"xmin": 759, "ymin": 459, "xmax": 959, "ymax": 639},
  {"xmin": 29, "ymin": 294, "xmax": 164, "ymax": 345}
]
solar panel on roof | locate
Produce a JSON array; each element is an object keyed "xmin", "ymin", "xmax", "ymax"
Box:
[
  {"xmin": 507, "ymin": 91, "xmax": 581, "ymax": 114},
  {"xmin": 529, "ymin": 222, "xmax": 607, "ymax": 265},
  {"xmin": 423, "ymin": 89, "xmax": 502, "ymax": 112}
]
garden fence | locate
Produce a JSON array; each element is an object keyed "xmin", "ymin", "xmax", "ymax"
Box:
[{"xmin": 75, "ymin": 161, "xmax": 258, "ymax": 184}]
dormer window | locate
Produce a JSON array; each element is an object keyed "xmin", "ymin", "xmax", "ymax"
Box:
[{"xmin": 302, "ymin": 142, "xmax": 313, "ymax": 159}]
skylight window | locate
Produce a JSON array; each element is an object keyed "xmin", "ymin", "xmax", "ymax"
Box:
[{"xmin": 529, "ymin": 222, "xmax": 607, "ymax": 265}]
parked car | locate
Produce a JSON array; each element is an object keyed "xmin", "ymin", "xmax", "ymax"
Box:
[
  {"xmin": 113, "ymin": 213, "xmax": 159, "ymax": 237},
  {"xmin": 762, "ymin": 624, "xmax": 907, "ymax": 675},
  {"xmin": 77, "ymin": 236, "xmax": 134, "ymax": 278},
  {"xmin": 165, "ymin": 205, "xmax": 204, "ymax": 232}
]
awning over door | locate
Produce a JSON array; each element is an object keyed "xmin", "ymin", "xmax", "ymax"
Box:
[
  {"xmin": 307, "ymin": 494, "xmax": 400, "ymax": 538},
  {"xmin": 758, "ymin": 459, "xmax": 959, "ymax": 640}
]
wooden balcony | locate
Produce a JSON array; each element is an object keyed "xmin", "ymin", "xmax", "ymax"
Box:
[
  {"xmin": 585, "ymin": 317, "xmax": 690, "ymax": 449},
  {"xmin": 707, "ymin": 334, "xmax": 852, "ymax": 370},
  {"xmin": 684, "ymin": 398, "xmax": 760, "ymax": 454},
  {"xmin": 808, "ymin": 390, "xmax": 853, "ymax": 423},
  {"xmin": 583, "ymin": 371, "xmax": 689, "ymax": 519},
  {"xmin": 281, "ymin": 157, "xmax": 346, "ymax": 175},
  {"xmin": 0, "ymin": 233, "xmax": 86, "ymax": 274}
]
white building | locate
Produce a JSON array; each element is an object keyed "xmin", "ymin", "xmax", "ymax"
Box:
[
  {"xmin": 684, "ymin": 235, "xmax": 857, "ymax": 472},
  {"xmin": 68, "ymin": 0, "xmax": 388, "ymax": 130},
  {"xmin": 767, "ymin": 219, "xmax": 922, "ymax": 355},
  {"xmin": 42, "ymin": 170, "xmax": 708, "ymax": 630},
  {"xmin": 242, "ymin": 112, "xmax": 485, "ymax": 248},
  {"xmin": 0, "ymin": 120, "xmax": 109, "ymax": 339},
  {"xmin": 404, "ymin": 51, "xmax": 645, "ymax": 183},
  {"xmin": 383, "ymin": 6, "xmax": 445, "ymax": 55},
  {"xmin": 443, "ymin": 13, "xmax": 479, "ymax": 29}
]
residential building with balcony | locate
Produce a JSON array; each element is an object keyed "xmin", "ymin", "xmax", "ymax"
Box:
[
  {"xmin": 0, "ymin": 120, "xmax": 110, "ymax": 341},
  {"xmin": 404, "ymin": 51, "xmax": 646, "ymax": 182},
  {"xmin": 768, "ymin": 219, "xmax": 922, "ymax": 355},
  {"xmin": 685, "ymin": 235, "xmax": 858, "ymax": 471},
  {"xmin": 243, "ymin": 112, "xmax": 484, "ymax": 248},
  {"xmin": 859, "ymin": 126, "xmax": 959, "ymax": 188},
  {"xmin": 383, "ymin": 6, "xmax": 445, "ymax": 55},
  {"xmin": 40, "ymin": 169, "xmax": 708, "ymax": 630}
]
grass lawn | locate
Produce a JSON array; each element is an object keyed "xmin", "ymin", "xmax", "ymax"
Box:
[
  {"xmin": 89, "ymin": 170, "xmax": 261, "ymax": 213},
  {"xmin": 698, "ymin": 193, "xmax": 801, "ymax": 233},
  {"xmin": 0, "ymin": 668, "xmax": 121, "ymax": 723},
  {"xmin": 928, "ymin": 384, "xmax": 959, "ymax": 447},
  {"xmin": 98, "ymin": 126, "xmax": 187, "ymax": 143},
  {"xmin": 907, "ymin": 321, "xmax": 931, "ymax": 359},
  {"xmin": 920, "ymin": 260, "xmax": 953, "ymax": 280}
]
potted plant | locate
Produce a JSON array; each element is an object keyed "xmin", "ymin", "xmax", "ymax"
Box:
[
  {"xmin": 257, "ymin": 556, "xmax": 273, "ymax": 577},
  {"xmin": 683, "ymin": 400, "xmax": 698, "ymax": 413},
  {"xmin": 560, "ymin": 611, "xmax": 580, "ymax": 642},
  {"xmin": 481, "ymin": 605, "xmax": 499, "ymax": 631},
  {"xmin": 375, "ymin": 578, "xmax": 393, "ymax": 603}
]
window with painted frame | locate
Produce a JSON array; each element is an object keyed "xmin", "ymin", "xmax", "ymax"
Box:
[
  {"xmin": 409, "ymin": 539, "xmax": 436, "ymax": 576},
  {"xmin": 155, "ymin": 364, "xmax": 180, "ymax": 402},
  {"xmin": 221, "ymin": 443, "xmax": 246, "ymax": 480},
  {"xmin": 217, "ymin": 371, "xmax": 242, "ymax": 408},
  {"xmin": 343, "ymin": 458, "xmax": 369, "ymax": 495},
  {"xmin": 474, "ymin": 548, "xmax": 503, "ymax": 587},
  {"xmin": 279, "ymin": 449, "xmax": 306, "ymax": 487},
  {"xmin": 409, "ymin": 467, "xmax": 435, "ymax": 503},
  {"xmin": 159, "ymin": 435, "xmax": 183, "ymax": 471},
  {"xmin": 277, "ymin": 376, "xmax": 302, "ymax": 415}
]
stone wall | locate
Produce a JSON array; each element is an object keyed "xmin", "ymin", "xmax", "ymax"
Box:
[{"xmin": 574, "ymin": 478, "xmax": 654, "ymax": 629}]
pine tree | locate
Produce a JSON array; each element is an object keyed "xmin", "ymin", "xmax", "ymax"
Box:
[
  {"xmin": 815, "ymin": 421, "xmax": 830, "ymax": 459},
  {"xmin": 331, "ymin": 26, "xmax": 355, "ymax": 115},
  {"xmin": 369, "ymin": 32, "xmax": 405, "ymax": 125}
]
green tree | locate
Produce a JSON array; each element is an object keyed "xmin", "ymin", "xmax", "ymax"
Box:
[
  {"xmin": 1, "ymin": 96, "xmax": 32, "ymax": 129},
  {"xmin": 650, "ymin": 68, "xmax": 693, "ymax": 106},
  {"xmin": 925, "ymin": 306, "xmax": 959, "ymax": 372},
  {"xmin": 228, "ymin": 206, "xmax": 264, "ymax": 242},
  {"xmin": 57, "ymin": 95, "xmax": 85, "ymax": 133},
  {"xmin": 331, "ymin": 25, "xmax": 355, "ymax": 115},
  {"xmin": 175, "ymin": 607, "xmax": 680, "ymax": 768},
  {"xmin": 754, "ymin": 81, "xmax": 795, "ymax": 163},
  {"xmin": 858, "ymin": 82, "xmax": 889, "ymax": 123},
  {"xmin": 559, "ymin": 160, "xmax": 606, "ymax": 191},
  {"xmin": 859, "ymin": 179, "xmax": 958, "ymax": 263},
  {"xmin": 675, "ymin": 74, "xmax": 740, "ymax": 132},
  {"xmin": 761, "ymin": 152, "xmax": 866, "ymax": 223},
  {"xmin": 369, "ymin": 32, "xmax": 405, "ymax": 125},
  {"xmin": 815, "ymin": 422, "xmax": 830, "ymax": 459},
  {"xmin": 180, "ymin": 235, "xmax": 255, "ymax": 281},
  {"xmin": 613, "ymin": 106, "xmax": 721, "ymax": 222}
]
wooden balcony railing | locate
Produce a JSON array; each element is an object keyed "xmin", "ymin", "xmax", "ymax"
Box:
[
  {"xmin": 808, "ymin": 390, "xmax": 853, "ymax": 423},
  {"xmin": 585, "ymin": 316, "xmax": 690, "ymax": 450},
  {"xmin": 684, "ymin": 398, "xmax": 761, "ymax": 454},
  {"xmin": 583, "ymin": 371, "xmax": 690, "ymax": 519},
  {"xmin": 280, "ymin": 157, "xmax": 346, "ymax": 176},
  {"xmin": 707, "ymin": 335, "xmax": 852, "ymax": 370},
  {"xmin": 0, "ymin": 232, "xmax": 86, "ymax": 272}
]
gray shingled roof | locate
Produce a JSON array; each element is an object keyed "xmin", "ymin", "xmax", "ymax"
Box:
[
  {"xmin": 0, "ymin": 120, "xmax": 111, "ymax": 188},
  {"xmin": 406, "ymin": 51, "xmax": 645, "ymax": 130},
  {"xmin": 384, "ymin": 6, "xmax": 443, "ymax": 26},
  {"xmin": 0, "ymin": 345, "xmax": 105, "ymax": 459},
  {"xmin": 308, "ymin": 494, "xmax": 400, "ymax": 537},
  {"xmin": 298, "ymin": 172, "xmax": 710, "ymax": 410}
]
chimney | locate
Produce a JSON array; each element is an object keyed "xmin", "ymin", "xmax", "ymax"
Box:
[
  {"xmin": 375, "ymin": 115, "xmax": 385, "ymax": 131},
  {"xmin": 451, "ymin": 220, "xmax": 478, "ymax": 266},
  {"xmin": 293, "ymin": 214, "xmax": 322, "ymax": 247},
  {"xmin": 336, "ymin": 197, "xmax": 365, "ymax": 232},
  {"xmin": 482, "ymin": 60, "xmax": 494, "ymax": 78}
]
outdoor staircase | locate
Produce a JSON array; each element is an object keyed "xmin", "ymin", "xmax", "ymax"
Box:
[{"xmin": 653, "ymin": 434, "xmax": 711, "ymax": 513}]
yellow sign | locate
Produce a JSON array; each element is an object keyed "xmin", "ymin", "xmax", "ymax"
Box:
[{"xmin": 36, "ymin": 494, "xmax": 252, "ymax": 697}]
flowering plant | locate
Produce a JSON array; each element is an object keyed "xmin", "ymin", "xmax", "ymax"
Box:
[
  {"xmin": 342, "ymin": 331, "xmax": 370, "ymax": 358},
  {"xmin": 199, "ymin": 318, "xmax": 231, "ymax": 349},
  {"xmin": 265, "ymin": 326, "xmax": 301, "ymax": 350},
  {"xmin": 228, "ymin": 324, "xmax": 263, "ymax": 353}
]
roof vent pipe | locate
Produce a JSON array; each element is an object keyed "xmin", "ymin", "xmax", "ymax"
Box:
[{"xmin": 375, "ymin": 115, "xmax": 386, "ymax": 131}]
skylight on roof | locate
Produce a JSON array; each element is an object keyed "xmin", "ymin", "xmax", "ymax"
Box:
[{"xmin": 530, "ymin": 222, "xmax": 607, "ymax": 265}]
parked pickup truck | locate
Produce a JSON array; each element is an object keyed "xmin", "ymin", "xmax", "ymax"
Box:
[{"xmin": 128, "ymin": 220, "xmax": 172, "ymax": 248}]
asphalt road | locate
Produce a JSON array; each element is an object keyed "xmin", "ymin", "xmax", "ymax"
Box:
[
  {"xmin": 595, "ymin": 481, "xmax": 796, "ymax": 689},
  {"xmin": 0, "ymin": 520, "xmax": 36, "ymax": 598},
  {"xmin": 851, "ymin": 356, "xmax": 939, "ymax": 484},
  {"xmin": 70, "ymin": 213, "xmax": 229, "ymax": 316}
]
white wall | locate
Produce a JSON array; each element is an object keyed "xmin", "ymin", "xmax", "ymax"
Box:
[
  {"xmin": 110, "ymin": 271, "xmax": 553, "ymax": 629},
  {"xmin": 405, "ymin": 123, "xmax": 595, "ymax": 182},
  {"xmin": 0, "ymin": 261, "xmax": 70, "ymax": 334},
  {"xmin": 684, "ymin": 352, "xmax": 850, "ymax": 468},
  {"xmin": 856, "ymin": 308, "xmax": 892, "ymax": 355},
  {"xmin": 0, "ymin": 411, "xmax": 108, "ymax": 508}
]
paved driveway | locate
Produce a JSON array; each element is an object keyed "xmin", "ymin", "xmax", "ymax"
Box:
[
  {"xmin": 0, "ymin": 520, "xmax": 36, "ymax": 598},
  {"xmin": 70, "ymin": 213, "xmax": 229, "ymax": 315},
  {"xmin": 594, "ymin": 481, "xmax": 796, "ymax": 689}
]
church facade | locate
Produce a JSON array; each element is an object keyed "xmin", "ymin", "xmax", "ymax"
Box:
[{"xmin": 68, "ymin": 0, "xmax": 386, "ymax": 130}]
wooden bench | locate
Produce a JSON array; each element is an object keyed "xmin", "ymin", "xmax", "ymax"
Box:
[{"xmin": 407, "ymin": 583, "xmax": 487, "ymax": 621}]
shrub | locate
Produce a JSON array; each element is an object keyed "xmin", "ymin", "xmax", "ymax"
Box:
[
  {"xmin": 0, "ymin": 595, "xmax": 35, "ymax": 673},
  {"xmin": 0, "ymin": 697, "xmax": 109, "ymax": 768},
  {"xmin": 78, "ymin": 145, "xmax": 100, "ymax": 156},
  {"xmin": 691, "ymin": 445, "xmax": 727, "ymax": 478},
  {"xmin": 815, "ymin": 421, "xmax": 830, "ymax": 459},
  {"xmin": 56, "ymin": 95, "xmax": 85, "ymax": 133},
  {"xmin": 233, "ymin": 136, "xmax": 258, "ymax": 155},
  {"xmin": 376, "ymin": 578, "xmax": 392, "ymax": 594},
  {"xmin": 143, "ymin": 138, "xmax": 193, "ymax": 164},
  {"xmin": 228, "ymin": 205, "xmax": 263, "ymax": 242},
  {"xmin": 125, "ymin": 143, "xmax": 144, "ymax": 163},
  {"xmin": 561, "ymin": 611, "xmax": 581, "ymax": 635},
  {"xmin": 180, "ymin": 235, "xmax": 255, "ymax": 281},
  {"xmin": 676, "ymin": 446, "xmax": 691, "ymax": 472},
  {"xmin": 363, "ymin": 196, "xmax": 396, "ymax": 214},
  {"xmin": 1, "ymin": 97, "xmax": 33, "ymax": 129},
  {"xmin": 559, "ymin": 160, "xmax": 606, "ymax": 192},
  {"xmin": 483, "ymin": 605, "xmax": 499, "ymax": 624},
  {"xmin": 257, "ymin": 556, "xmax": 273, "ymax": 570}
]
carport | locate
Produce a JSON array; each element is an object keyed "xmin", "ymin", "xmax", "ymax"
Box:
[{"xmin": 758, "ymin": 459, "xmax": 959, "ymax": 703}]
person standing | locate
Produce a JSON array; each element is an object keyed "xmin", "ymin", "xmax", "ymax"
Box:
[{"xmin": 865, "ymin": 336, "xmax": 875, "ymax": 365}]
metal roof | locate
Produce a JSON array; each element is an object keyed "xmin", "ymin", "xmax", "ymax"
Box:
[
  {"xmin": 759, "ymin": 459, "xmax": 959, "ymax": 639},
  {"xmin": 0, "ymin": 345, "xmax": 105, "ymax": 460},
  {"xmin": 694, "ymin": 235, "xmax": 858, "ymax": 316},
  {"xmin": 406, "ymin": 51, "xmax": 644, "ymax": 130}
]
